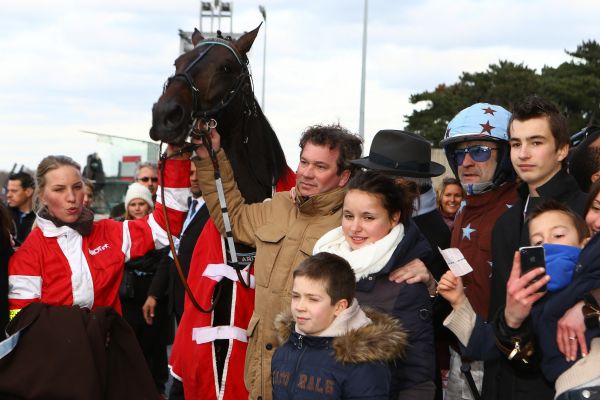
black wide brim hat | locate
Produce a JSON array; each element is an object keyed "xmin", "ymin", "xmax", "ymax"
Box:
[{"xmin": 351, "ymin": 129, "xmax": 445, "ymax": 178}]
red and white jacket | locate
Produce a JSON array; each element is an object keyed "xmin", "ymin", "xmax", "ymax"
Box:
[{"xmin": 8, "ymin": 160, "xmax": 190, "ymax": 317}]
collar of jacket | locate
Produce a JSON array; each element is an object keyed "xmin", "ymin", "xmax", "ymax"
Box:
[
  {"xmin": 36, "ymin": 214, "xmax": 79, "ymax": 238},
  {"xmin": 294, "ymin": 186, "xmax": 346, "ymax": 216},
  {"xmin": 37, "ymin": 206, "xmax": 94, "ymax": 237},
  {"xmin": 274, "ymin": 306, "xmax": 407, "ymax": 364},
  {"xmin": 412, "ymin": 187, "xmax": 437, "ymax": 217},
  {"xmin": 462, "ymin": 181, "xmax": 517, "ymax": 209},
  {"xmin": 517, "ymin": 168, "xmax": 578, "ymax": 202}
]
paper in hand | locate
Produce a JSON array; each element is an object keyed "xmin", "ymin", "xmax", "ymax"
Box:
[{"xmin": 438, "ymin": 247, "xmax": 473, "ymax": 277}]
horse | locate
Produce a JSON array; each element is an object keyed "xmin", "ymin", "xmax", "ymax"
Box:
[
  {"xmin": 149, "ymin": 25, "xmax": 295, "ymax": 399},
  {"xmin": 150, "ymin": 25, "xmax": 289, "ymax": 204}
]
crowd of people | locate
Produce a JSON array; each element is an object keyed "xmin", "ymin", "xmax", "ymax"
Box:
[{"xmin": 1, "ymin": 94, "xmax": 600, "ymax": 400}]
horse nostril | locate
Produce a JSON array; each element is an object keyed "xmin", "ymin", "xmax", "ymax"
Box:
[{"xmin": 164, "ymin": 105, "xmax": 185, "ymax": 128}]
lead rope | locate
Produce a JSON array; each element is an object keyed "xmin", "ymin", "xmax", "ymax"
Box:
[
  {"xmin": 193, "ymin": 119, "xmax": 252, "ymax": 289},
  {"xmin": 159, "ymin": 141, "xmax": 222, "ymax": 313}
]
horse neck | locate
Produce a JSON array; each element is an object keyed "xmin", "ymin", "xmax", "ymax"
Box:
[{"xmin": 217, "ymin": 96, "xmax": 288, "ymax": 204}]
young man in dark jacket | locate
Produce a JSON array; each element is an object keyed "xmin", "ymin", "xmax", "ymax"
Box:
[
  {"xmin": 448, "ymin": 96, "xmax": 587, "ymax": 400},
  {"xmin": 271, "ymin": 253, "xmax": 406, "ymax": 400}
]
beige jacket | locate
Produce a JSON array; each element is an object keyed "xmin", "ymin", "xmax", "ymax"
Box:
[{"xmin": 195, "ymin": 150, "xmax": 346, "ymax": 400}]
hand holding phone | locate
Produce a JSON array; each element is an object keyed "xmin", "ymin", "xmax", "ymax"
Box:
[
  {"xmin": 519, "ymin": 246, "xmax": 547, "ymax": 293},
  {"xmin": 504, "ymin": 250, "xmax": 549, "ymax": 329}
]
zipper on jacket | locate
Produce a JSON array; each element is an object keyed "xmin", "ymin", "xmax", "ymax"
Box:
[{"xmin": 286, "ymin": 334, "xmax": 306, "ymax": 398}]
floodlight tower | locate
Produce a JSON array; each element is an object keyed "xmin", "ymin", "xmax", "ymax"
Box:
[{"xmin": 180, "ymin": 1, "xmax": 237, "ymax": 54}]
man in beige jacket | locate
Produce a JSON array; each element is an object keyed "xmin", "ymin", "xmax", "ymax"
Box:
[{"xmin": 194, "ymin": 124, "xmax": 362, "ymax": 400}]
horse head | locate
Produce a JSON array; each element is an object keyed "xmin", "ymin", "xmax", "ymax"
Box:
[
  {"xmin": 150, "ymin": 25, "xmax": 261, "ymax": 144},
  {"xmin": 150, "ymin": 24, "xmax": 290, "ymax": 204}
]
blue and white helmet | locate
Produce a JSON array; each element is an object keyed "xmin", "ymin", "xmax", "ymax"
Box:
[
  {"xmin": 441, "ymin": 103, "xmax": 511, "ymax": 146},
  {"xmin": 441, "ymin": 103, "xmax": 516, "ymax": 189}
]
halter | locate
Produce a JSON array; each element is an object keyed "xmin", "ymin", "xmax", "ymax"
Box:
[{"xmin": 163, "ymin": 38, "xmax": 251, "ymax": 123}]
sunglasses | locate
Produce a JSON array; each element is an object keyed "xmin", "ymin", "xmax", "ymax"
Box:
[
  {"xmin": 453, "ymin": 145, "xmax": 498, "ymax": 165},
  {"xmin": 138, "ymin": 177, "xmax": 158, "ymax": 183}
]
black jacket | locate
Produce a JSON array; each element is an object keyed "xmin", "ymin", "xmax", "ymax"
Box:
[
  {"xmin": 9, "ymin": 207, "xmax": 35, "ymax": 247},
  {"xmin": 0, "ymin": 232, "xmax": 12, "ymax": 333},
  {"xmin": 413, "ymin": 209, "xmax": 451, "ymax": 281},
  {"xmin": 163, "ymin": 205, "xmax": 209, "ymax": 321},
  {"xmin": 355, "ymin": 218, "xmax": 436, "ymax": 393},
  {"xmin": 484, "ymin": 169, "xmax": 587, "ymax": 400}
]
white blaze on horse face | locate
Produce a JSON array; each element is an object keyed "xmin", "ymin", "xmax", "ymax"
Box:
[
  {"xmin": 296, "ymin": 142, "xmax": 349, "ymax": 197},
  {"xmin": 40, "ymin": 166, "xmax": 84, "ymax": 224}
]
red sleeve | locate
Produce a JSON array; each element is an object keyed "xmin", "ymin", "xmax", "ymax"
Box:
[
  {"xmin": 124, "ymin": 159, "xmax": 190, "ymax": 259},
  {"xmin": 275, "ymin": 166, "xmax": 296, "ymax": 192},
  {"xmin": 8, "ymin": 234, "xmax": 43, "ymax": 315}
]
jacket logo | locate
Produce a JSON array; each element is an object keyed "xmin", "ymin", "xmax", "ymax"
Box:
[
  {"xmin": 273, "ymin": 371, "xmax": 335, "ymax": 394},
  {"xmin": 273, "ymin": 370, "xmax": 290, "ymax": 387},
  {"xmin": 297, "ymin": 374, "xmax": 335, "ymax": 394},
  {"xmin": 89, "ymin": 243, "xmax": 110, "ymax": 255}
]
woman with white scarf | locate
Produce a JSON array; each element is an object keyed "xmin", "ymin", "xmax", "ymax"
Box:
[{"xmin": 314, "ymin": 171, "xmax": 436, "ymax": 400}]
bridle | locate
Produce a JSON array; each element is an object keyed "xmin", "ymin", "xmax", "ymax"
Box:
[
  {"xmin": 163, "ymin": 37, "xmax": 252, "ymax": 124},
  {"xmin": 158, "ymin": 38, "xmax": 255, "ymax": 314}
]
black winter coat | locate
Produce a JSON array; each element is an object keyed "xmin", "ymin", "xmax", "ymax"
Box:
[
  {"xmin": 355, "ymin": 218, "xmax": 436, "ymax": 393},
  {"xmin": 413, "ymin": 209, "xmax": 450, "ymax": 281},
  {"xmin": 483, "ymin": 169, "xmax": 587, "ymax": 400}
]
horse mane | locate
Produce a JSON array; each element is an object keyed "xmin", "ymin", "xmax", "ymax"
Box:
[{"xmin": 215, "ymin": 69, "xmax": 289, "ymax": 204}]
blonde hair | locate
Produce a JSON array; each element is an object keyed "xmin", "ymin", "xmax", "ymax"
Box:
[
  {"xmin": 35, "ymin": 155, "xmax": 82, "ymax": 212},
  {"xmin": 436, "ymin": 177, "xmax": 465, "ymax": 210}
]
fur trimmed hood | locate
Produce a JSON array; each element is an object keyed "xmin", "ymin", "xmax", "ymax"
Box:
[{"xmin": 274, "ymin": 307, "xmax": 407, "ymax": 364}]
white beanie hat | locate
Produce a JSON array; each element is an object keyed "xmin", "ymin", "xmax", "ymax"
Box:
[{"xmin": 125, "ymin": 182, "xmax": 154, "ymax": 209}]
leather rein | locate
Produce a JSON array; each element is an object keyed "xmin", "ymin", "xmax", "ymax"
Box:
[{"xmin": 159, "ymin": 39, "xmax": 254, "ymax": 314}]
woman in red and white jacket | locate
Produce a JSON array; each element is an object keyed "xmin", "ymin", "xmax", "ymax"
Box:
[{"xmin": 8, "ymin": 147, "xmax": 190, "ymax": 319}]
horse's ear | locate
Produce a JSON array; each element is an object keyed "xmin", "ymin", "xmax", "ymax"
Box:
[
  {"xmin": 192, "ymin": 28, "xmax": 204, "ymax": 46},
  {"xmin": 235, "ymin": 23, "xmax": 261, "ymax": 55}
]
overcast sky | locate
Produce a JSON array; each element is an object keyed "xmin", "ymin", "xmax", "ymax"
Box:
[{"xmin": 1, "ymin": 0, "xmax": 599, "ymax": 175}]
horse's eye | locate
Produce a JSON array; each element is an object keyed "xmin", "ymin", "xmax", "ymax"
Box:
[{"xmin": 222, "ymin": 65, "xmax": 232, "ymax": 74}]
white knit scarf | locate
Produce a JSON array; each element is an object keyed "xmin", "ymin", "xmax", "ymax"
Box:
[{"xmin": 313, "ymin": 223, "xmax": 405, "ymax": 281}]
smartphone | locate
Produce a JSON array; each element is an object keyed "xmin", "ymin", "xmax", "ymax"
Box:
[{"xmin": 519, "ymin": 246, "xmax": 547, "ymax": 292}]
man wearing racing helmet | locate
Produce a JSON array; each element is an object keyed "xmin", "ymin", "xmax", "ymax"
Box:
[{"xmin": 440, "ymin": 103, "xmax": 518, "ymax": 399}]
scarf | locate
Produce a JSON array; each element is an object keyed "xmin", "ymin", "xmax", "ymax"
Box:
[
  {"xmin": 37, "ymin": 207, "xmax": 95, "ymax": 236},
  {"xmin": 543, "ymin": 243, "xmax": 582, "ymax": 292},
  {"xmin": 313, "ymin": 224, "xmax": 404, "ymax": 281},
  {"xmin": 295, "ymin": 299, "xmax": 372, "ymax": 337}
]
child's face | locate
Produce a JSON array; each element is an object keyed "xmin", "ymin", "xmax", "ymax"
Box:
[
  {"xmin": 342, "ymin": 189, "xmax": 400, "ymax": 250},
  {"xmin": 529, "ymin": 210, "xmax": 584, "ymax": 247},
  {"xmin": 585, "ymin": 191, "xmax": 600, "ymax": 236},
  {"xmin": 291, "ymin": 276, "xmax": 346, "ymax": 336}
]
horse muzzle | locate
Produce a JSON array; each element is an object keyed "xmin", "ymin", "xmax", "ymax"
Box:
[{"xmin": 149, "ymin": 100, "xmax": 190, "ymax": 144}]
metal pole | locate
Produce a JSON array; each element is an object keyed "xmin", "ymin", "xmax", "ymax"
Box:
[
  {"xmin": 358, "ymin": 0, "xmax": 368, "ymax": 140},
  {"xmin": 259, "ymin": 5, "xmax": 267, "ymax": 111}
]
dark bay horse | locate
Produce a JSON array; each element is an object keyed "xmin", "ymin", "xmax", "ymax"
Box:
[
  {"xmin": 150, "ymin": 25, "xmax": 294, "ymax": 399},
  {"xmin": 150, "ymin": 25, "xmax": 289, "ymax": 203}
]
